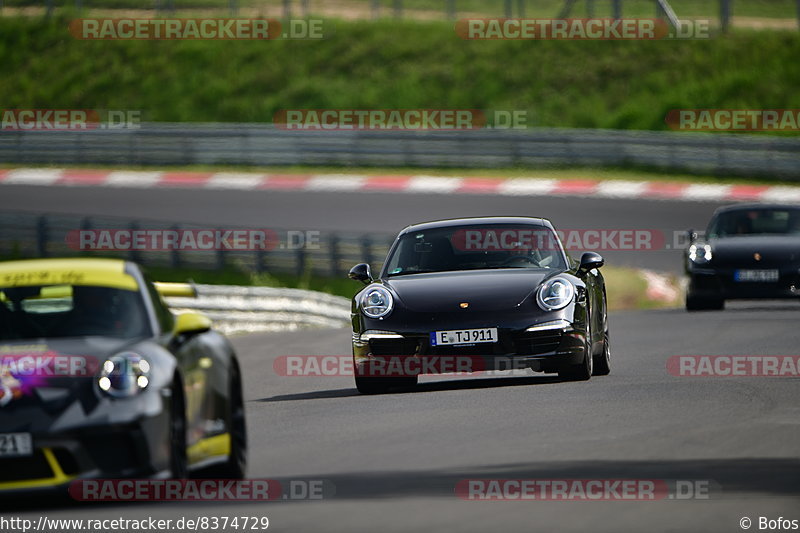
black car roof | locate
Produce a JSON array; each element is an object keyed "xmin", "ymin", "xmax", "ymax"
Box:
[{"xmin": 399, "ymin": 216, "xmax": 553, "ymax": 235}]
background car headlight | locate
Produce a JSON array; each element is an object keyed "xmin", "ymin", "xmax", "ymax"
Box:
[
  {"xmin": 97, "ymin": 352, "xmax": 150, "ymax": 398},
  {"xmin": 537, "ymin": 277, "xmax": 575, "ymax": 311},
  {"xmin": 360, "ymin": 286, "xmax": 394, "ymax": 318},
  {"xmin": 689, "ymin": 243, "xmax": 712, "ymax": 263}
]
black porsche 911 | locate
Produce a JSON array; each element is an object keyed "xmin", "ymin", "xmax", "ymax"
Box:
[
  {"xmin": 0, "ymin": 258, "xmax": 246, "ymax": 496},
  {"xmin": 685, "ymin": 204, "xmax": 800, "ymax": 310},
  {"xmin": 348, "ymin": 217, "xmax": 610, "ymax": 394}
]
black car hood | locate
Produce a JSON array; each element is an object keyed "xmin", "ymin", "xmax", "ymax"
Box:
[
  {"xmin": 709, "ymin": 235, "xmax": 800, "ymax": 267},
  {"xmin": 384, "ymin": 269, "xmax": 555, "ymax": 312}
]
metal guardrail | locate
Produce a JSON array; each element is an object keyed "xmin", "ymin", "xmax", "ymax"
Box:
[
  {"xmin": 2, "ymin": 123, "xmax": 799, "ymax": 179},
  {"xmin": 0, "ymin": 211, "xmax": 395, "ymax": 277},
  {"xmin": 166, "ymin": 284, "xmax": 351, "ymax": 334}
]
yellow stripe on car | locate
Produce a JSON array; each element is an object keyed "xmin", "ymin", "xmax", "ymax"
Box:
[
  {"xmin": 0, "ymin": 258, "xmax": 138, "ymax": 291},
  {"xmin": 0, "ymin": 448, "xmax": 75, "ymax": 491}
]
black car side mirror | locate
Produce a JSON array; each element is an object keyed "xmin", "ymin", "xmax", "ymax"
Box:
[
  {"xmin": 348, "ymin": 263, "xmax": 373, "ymax": 284},
  {"xmin": 687, "ymin": 229, "xmax": 697, "ymax": 244},
  {"xmin": 579, "ymin": 252, "xmax": 604, "ymax": 272}
]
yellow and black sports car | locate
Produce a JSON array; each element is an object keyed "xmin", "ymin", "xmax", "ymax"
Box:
[{"xmin": 0, "ymin": 258, "xmax": 246, "ymax": 495}]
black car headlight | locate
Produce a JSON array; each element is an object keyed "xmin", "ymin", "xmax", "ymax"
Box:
[
  {"xmin": 97, "ymin": 352, "xmax": 151, "ymax": 398},
  {"xmin": 360, "ymin": 286, "xmax": 394, "ymax": 319},
  {"xmin": 689, "ymin": 243, "xmax": 712, "ymax": 263},
  {"xmin": 537, "ymin": 277, "xmax": 575, "ymax": 311}
]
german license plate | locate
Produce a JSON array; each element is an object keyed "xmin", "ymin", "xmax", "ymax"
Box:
[
  {"xmin": 0, "ymin": 433, "xmax": 33, "ymax": 457},
  {"xmin": 735, "ymin": 270, "xmax": 779, "ymax": 283},
  {"xmin": 430, "ymin": 328, "xmax": 498, "ymax": 346}
]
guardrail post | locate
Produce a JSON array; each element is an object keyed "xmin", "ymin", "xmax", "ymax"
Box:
[
  {"xmin": 255, "ymin": 247, "xmax": 265, "ymax": 273},
  {"xmin": 504, "ymin": 0, "xmax": 512, "ymax": 17},
  {"xmin": 229, "ymin": 0, "xmax": 238, "ymax": 15},
  {"xmin": 329, "ymin": 234, "xmax": 340, "ymax": 277},
  {"xmin": 170, "ymin": 225, "xmax": 181, "ymax": 269},
  {"xmin": 283, "ymin": 0, "xmax": 291, "ymax": 19},
  {"xmin": 586, "ymin": 0, "xmax": 594, "ymax": 17},
  {"xmin": 36, "ymin": 216, "xmax": 48, "ymax": 258},
  {"xmin": 517, "ymin": 0, "xmax": 525, "ymax": 17}
]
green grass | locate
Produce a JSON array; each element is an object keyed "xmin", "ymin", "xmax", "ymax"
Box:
[{"xmin": 2, "ymin": 16, "xmax": 799, "ymax": 131}]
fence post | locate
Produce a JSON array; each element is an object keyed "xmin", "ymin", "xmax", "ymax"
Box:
[
  {"xmin": 446, "ymin": 0, "xmax": 455, "ymax": 20},
  {"xmin": 329, "ymin": 234, "xmax": 340, "ymax": 277},
  {"xmin": 170, "ymin": 225, "xmax": 181, "ymax": 269},
  {"xmin": 720, "ymin": 0, "xmax": 732, "ymax": 32},
  {"xmin": 80, "ymin": 217, "xmax": 92, "ymax": 256},
  {"xmin": 361, "ymin": 235, "xmax": 373, "ymax": 266},
  {"xmin": 295, "ymin": 246, "xmax": 306, "ymax": 277},
  {"xmin": 612, "ymin": 0, "xmax": 621, "ymax": 18},
  {"xmin": 36, "ymin": 216, "xmax": 48, "ymax": 258},
  {"xmin": 128, "ymin": 222, "xmax": 141, "ymax": 264}
]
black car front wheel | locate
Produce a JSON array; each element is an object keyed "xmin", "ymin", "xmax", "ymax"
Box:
[
  {"xmin": 355, "ymin": 375, "xmax": 418, "ymax": 394},
  {"xmin": 686, "ymin": 292, "xmax": 725, "ymax": 311},
  {"xmin": 592, "ymin": 331, "xmax": 611, "ymax": 376}
]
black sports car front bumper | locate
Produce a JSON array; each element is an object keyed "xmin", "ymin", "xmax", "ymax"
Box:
[
  {"xmin": 688, "ymin": 267, "xmax": 800, "ymax": 300},
  {"xmin": 353, "ymin": 323, "xmax": 587, "ymax": 376}
]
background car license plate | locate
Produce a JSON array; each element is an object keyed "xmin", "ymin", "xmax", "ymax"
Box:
[
  {"xmin": 430, "ymin": 328, "xmax": 498, "ymax": 346},
  {"xmin": 735, "ymin": 269, "xmax": 779, "ymax": 282},
  {"xmin": 0, "ymin": 433, "xmax": 33, "ymax": 457}
]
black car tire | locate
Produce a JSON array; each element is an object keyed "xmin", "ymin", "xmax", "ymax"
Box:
[
  {"xmin": 592, "ymin": 332, "xmax": 611, "ymax": 376},
  {"xmin": 169, "ymin": 378, "xmax": 189, "ymax": 479},
  {"xmin": 355, "ymin": 375, "xmax": 418, "ymax": 394},
  {"xmin": 686, "ymin": 292, "xmax": 725, "ymax": 311},
  {"xmin": 217, "ymin": 365, "xmax": 247, "ymax": 479},
  {"xmin": 559, "ymin": 323, "xmax": 593, "ymax": 381}
]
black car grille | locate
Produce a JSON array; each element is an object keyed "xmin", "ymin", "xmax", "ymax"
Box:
[
  {"xmin": 369, "ymin": 339, "xmax": 420, "ymax": 356},
  {"xmin": 0, "ymin": 449, "xmax": 53, "ymax": 482},
  {"xmin": 512, "ymin": 331, "xmax": 563, "ymax": 355}
]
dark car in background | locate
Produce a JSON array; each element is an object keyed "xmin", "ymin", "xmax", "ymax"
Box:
[
  {"xmin": 0, "ymin": 258, "xmax": 246, "ymax": 495},
  {"xmin": 348, "ymin": 217, "xmax": 610, "ymax": 394},
  {"xmin": 685, "ymin": 204, "xmax": 800, "ymax": 310}
]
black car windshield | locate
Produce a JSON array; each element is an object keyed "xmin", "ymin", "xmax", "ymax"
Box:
[
  {"xmin": 708, "ymin": 208, "xmax": 800, "ymax": 238},
  {"xmin": 0, "ymin": 284, "xmax": 151, "ymax": 341},
  {"xmin": 384, "ymin": 224, "xmax": 568, "ymax": 276}
]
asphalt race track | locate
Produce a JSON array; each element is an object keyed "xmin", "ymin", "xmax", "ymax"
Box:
[
  {"xmin": 4, "ymin": 184, "xmax": 799, "ymax": 532},
  {"xmin": 0, "ymin": 183, "xmax": 731, "ymax": 272},
  {"xmin": 9, "ymin": 303, "xmax": 800, "ymax": 532}
]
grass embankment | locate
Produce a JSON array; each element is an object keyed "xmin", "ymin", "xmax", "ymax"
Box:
[{"xmin": 2, "ymin": 16, "xmax": 799, "ymax": 131}]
